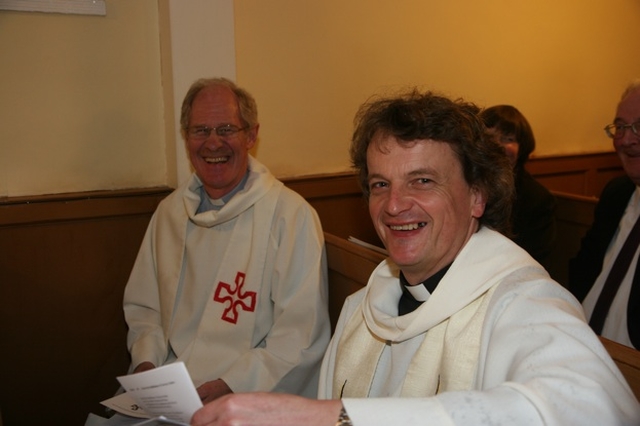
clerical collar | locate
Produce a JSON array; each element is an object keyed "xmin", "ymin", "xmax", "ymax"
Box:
[
  {"xmin": 400, "ymin": 264, "xmax": 451, "ymax": 302},
  {"xmin": 197, "ymin": 169, "xmax": 250, "ymax": 213},
  {"xmin": 398, "ymin": 264, "xmax": 451, "ymax": 316}
]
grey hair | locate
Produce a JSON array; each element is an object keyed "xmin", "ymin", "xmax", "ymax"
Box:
[
  {"xmin": 621, "ymin": 79, "xmax": 640, "ymax": 101},
  {"xmin": 180, "ymin": 77, "xmax": 258, "ymax": 136}
]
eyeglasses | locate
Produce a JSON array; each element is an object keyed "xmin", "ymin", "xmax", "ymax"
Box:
[
  {"xmin": 187, "ymin": 124, "xmax": 248, "ymax": 141},
  {"xmin": 604, "ymin": 121, "xmax": 640, "ymax": 139}
]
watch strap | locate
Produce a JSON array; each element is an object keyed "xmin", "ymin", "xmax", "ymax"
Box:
[{"xmin": 335, "ymin": 405, "xmax": 353, "ymax": 426}]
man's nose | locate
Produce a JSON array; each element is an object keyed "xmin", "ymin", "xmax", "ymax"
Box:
[
  {"xmin": 618, "ymin": 127, "xmax": 639, "ymax": 147},
  {"xmin": 385, "ymin": 187, "xmax": 412, "ymax": 215},
  {"xmin": 203, "ymin": 132, "xmax": 225, "ymax": 147}
]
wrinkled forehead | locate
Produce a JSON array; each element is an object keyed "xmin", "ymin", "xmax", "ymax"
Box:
[
  {"xmin": 367, "ymin": 133, "xmax": 464, "ymax": 174},
  {"xmin": 369, "ymin": 130, "xmax": 453, "ymax": 153}
]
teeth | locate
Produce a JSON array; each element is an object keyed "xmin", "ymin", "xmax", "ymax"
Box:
[
  {"xmin": 390, "ymin": 222, "xmax": 426, "ymax": 231},
  {"xmin": 205, "ymin": 156, "xmax": 227, "ymax": 163}
]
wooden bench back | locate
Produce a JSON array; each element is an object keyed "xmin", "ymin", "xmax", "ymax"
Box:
[
  {"xmin": 324, "ymin": 232, "xmax": 385, "ymax": 330},
  {"xmin": 599, "ymin": 336, "xmax": 640, "ymax": 400},
  {"xmin": 546, "ymin": 191, "xmax": 598, "ymax": 286}
]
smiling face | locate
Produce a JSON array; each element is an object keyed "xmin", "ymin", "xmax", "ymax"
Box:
[
  {"xmin": 186, "ymin": 85, "xmax": 258, "ymax": 199},
  {"xmin": 614, "ymin": 88, "xmax": 640, "ymax": 185},
  {"xmin": 367, "ymin": 134, "xmax": 486, "ymax": 284}
]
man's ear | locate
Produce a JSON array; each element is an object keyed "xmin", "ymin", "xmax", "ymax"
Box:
[{"xmin": 245, "ymin": 124, "xmax": 259, "ymax": 150}]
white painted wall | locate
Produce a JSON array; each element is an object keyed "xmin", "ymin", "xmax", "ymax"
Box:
[{"xmin": 164, "ymin": 0, "xmax": 236, "ymax": 187}]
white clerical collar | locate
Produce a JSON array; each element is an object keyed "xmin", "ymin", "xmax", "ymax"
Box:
[
  {"xmin": 404, "ymin": 283, "xmax": 431, "ymax": 302},
  {"xmin": 400, "ymin": 264, "xmax": 451, "ymax": 303}
]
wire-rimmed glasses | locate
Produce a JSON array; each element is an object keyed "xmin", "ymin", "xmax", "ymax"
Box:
[
  {"xmin": 604, "ymin": 121, "xmax": 640, "ymax": 139},
  {"xmin": 187, "ymin": 124, "xmax": 248, "ymax": 141}
]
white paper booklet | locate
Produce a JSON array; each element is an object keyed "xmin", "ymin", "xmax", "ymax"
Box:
[
  {"xmin": 100, "ymin": 362, "xmax": 203, "ymax": 426},
  {"xmin": 347, "ymin": 236, "xmax": 388, "ymax": 255}
]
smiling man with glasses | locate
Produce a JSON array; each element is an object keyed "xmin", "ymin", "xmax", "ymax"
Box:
[
  {"xmin": 570, "ymin": 79, "xmax": 640, "ymax": 350},
  {"xmin": 120, "ymin": 77, "xmax": 330, "ymax": 410}
]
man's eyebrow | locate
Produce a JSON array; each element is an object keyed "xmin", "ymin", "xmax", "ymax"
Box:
[
  {"xmin": 367, "ymin": 168, "xmax": 436, "ymax": 181},
  {"xmin": 613, "ymin": 117, "xmax": 640, "ymax": 123},
  {"xmin": 407, "ymin": 168, "xmax": 437, "ymax": 178},
  {"xmin": 408, "ymin": 167, "xmax": 433, "ymax": 174},
  {"xmin": 367, "ymin": 172, "xmax": 386, "ymax": 181}
]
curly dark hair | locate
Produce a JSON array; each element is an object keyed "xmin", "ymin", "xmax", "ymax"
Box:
[{"xmin": 350, "ymin": 89, "xmax": 514, "ymax": 235}]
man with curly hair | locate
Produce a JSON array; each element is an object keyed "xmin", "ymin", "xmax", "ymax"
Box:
[{"xmin": 192, "ymin": 90, "xmax": 639, "ymax": 426}]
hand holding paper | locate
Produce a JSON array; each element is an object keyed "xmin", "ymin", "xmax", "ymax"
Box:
[{"xmin": 101, "ymin": 362, "xmax": 203, "ymax": 425}]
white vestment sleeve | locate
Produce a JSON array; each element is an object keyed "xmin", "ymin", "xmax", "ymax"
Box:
[{"xmin": 123, "ymin": 211, "xmax": 169, "ymax": 371}]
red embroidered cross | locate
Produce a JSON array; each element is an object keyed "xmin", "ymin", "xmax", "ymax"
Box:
[{"xmin": 213, "ymin": 272, "xmax": 257, "ymax": 324}]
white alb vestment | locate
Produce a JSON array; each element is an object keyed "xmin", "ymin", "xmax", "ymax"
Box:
[
  {"xmin": 319, "ymin": 227, "xmax": 640, "ymax": 425},
  {"xmin": 124, "ymin": 156, "xmax": 330, "ymax": 397}
]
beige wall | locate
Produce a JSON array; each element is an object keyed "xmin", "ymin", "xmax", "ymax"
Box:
[
  {"xmin": 236, "ymin": 0, "xmax": 640, "ymax": 177},
  {"xmin": 2, "ymin": 0, "xmax": 640, "ymax": 197},
  {"xmin": 0, "ymin": 0, "xmax": 166, "ymax": 197}
]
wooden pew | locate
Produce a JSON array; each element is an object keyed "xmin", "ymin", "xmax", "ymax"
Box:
[
  {"xmin": 599, "ymin": 336, "xmax": 640, "ymax": 400},
  {"xmin": 324, "ymin": 232, "xmax": 640, "ymax": 401},
  {"xmin": 324, "ymin": 232, "xmax": 385, "ymax": 330},
  {"xmin": 546, "ymin": 191, "xmax": 598, "ymax": 287}
]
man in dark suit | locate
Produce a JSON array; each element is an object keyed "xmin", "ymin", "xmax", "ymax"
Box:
[{"xmin": 569, "ymin": 80, "xmax": 640, "ymax": 348}]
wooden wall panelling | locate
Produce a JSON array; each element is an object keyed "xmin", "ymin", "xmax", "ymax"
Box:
[
  {"xmin": 0, "ymin": 187, "xmax": 172, "ymax": 426},
  {"xmin": 526, "ymin": 151, "xmax": 623, "ymax": 197},
  {"xmin": 283, "ymin": 173, "xmax": 381, "ymax": 246}
]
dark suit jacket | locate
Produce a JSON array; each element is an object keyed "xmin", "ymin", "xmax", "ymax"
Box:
[{"xmin": 568, "ymin": 175, "xmax": 640, "ymax": 348}]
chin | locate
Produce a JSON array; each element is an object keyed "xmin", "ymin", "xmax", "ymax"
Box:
[{"xmin": 387, "ymin": 246, "xmax": 422, "ymax": 265}]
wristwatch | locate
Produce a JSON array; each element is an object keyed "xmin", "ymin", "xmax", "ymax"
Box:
[{"xmin": 335, "ymin": 406, "xmax": 353, "ymax": 426}]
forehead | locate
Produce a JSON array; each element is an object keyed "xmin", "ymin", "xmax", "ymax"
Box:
[
  {"xmin": 367, "ymin": 134, "xmax": 462, "ymax": 174},
  {"xmin": 190, "ymin": 85, "xmax": 241, "ymax": 124},
  {"xmin": 616, "ymin": 89, "xmax": 640, "ymax": 122}
]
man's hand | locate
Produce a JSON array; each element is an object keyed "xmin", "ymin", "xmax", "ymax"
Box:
[
  {"xmin": 196, "ymin": 379, "xmax": 233, "ymax": 404},
  {"xmin": 133, "ymin": 362, "xmax": 155, "ymax": 374},
  {"xmin": 190, "ymin": 392, "xmax": 342, "ymax": 426}
]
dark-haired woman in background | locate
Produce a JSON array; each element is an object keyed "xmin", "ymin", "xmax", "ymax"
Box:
[{"xmin": 480, "ymin": 105, "xmax": 557, "ymax": 269}]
